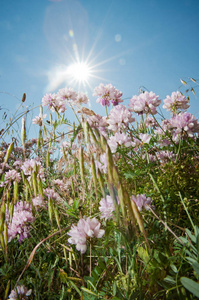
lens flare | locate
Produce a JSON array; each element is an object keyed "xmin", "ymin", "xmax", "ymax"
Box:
[{"xmin": 67, "ymin": 62, "xmax": 91, "ymax": 83}]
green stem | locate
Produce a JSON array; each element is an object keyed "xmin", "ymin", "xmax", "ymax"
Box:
[
  {"xmin": 0, "ymin": 105, "xmax": 40, "ymax": 140},
  {"xmin": 148, "ymin": 172, "xmax": 167, "ymax": 222},
  {"xmin": 105, "ymin": 105, "xmax": 109, "ymax": 118},
  {"xmin": 70, "ymin": 104, "xmax": 81, "ymax": 124},
  {"xmin": 178, "ymin": 191, "xmax": 195, "ymax": 231}
]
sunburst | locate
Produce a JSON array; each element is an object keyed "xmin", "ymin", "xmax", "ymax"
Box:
[{"xmin": 66, "ymin": 62, "xmax": 91, "ymax": 84}]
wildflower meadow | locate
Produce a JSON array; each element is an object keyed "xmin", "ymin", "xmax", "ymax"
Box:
[{"xmin": 0, "ymin": 80, "xmax": 199, "ymax": 299}]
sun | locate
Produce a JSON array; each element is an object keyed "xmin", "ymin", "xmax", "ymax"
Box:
[{"xmin": 67, "ymin": 62, "xmax": 91, "ymax": 83}]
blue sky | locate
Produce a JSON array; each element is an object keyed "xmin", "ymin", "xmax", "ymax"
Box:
[{"xmin": 0, "ymin": 0, "xmax": 199, "ymax": 134}]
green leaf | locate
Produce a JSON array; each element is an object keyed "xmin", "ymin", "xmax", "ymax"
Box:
[
  {"xmin": 164, "ymin": 275, "xmax": 176, "ymax": 285},
  {"xmin": 181, "ymin": 277, "xmax": 199, "ymax": 298},
  {"xmin": 69, "ymin": 280, "xmax": 82, "ymax": 296},
  {"xmin": 73, "ymin": 199, "xmax": 80, "ymax": 209},
  {"xmin": 170, "ymin": 264, "xmax": 178, "ymax": 273},
  {"xmin": 192, "ymin": 262, "xmax": 199, "ymax": 275},
  {"xmin": 186, "ymin": 228, "xmax": 196, "ymax": 243},
  {"xmin": 81, "ymin": 287, "xmax": 99, "ymax": 297},
  {"xmin": 186, "ymin": 258, "xmax": 199, "ymax": 275},
  {"xmin": 196, "ymin": 233, "xmax": 199, "ymax": 252}
]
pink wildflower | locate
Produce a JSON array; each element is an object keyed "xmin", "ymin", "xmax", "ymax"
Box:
[
  {"xmin": 87, "ymin": 114, "xmax": 108, "ymax": 129},
  {"xmin": 57, "ymin": 87, "xmax": 77, "ymax": 102},
  {"xmin": 42, "ymin": 92, "xmax": 67, "ymax": 113},
  {"xmin": 6, "ymin": 201, "xmax": 35, "ymax": 243},
  {"xmin": 99, "ymin": 195, "xmax": 115, "ymax": 220},
  {"xmin": 32, "ymin": 195, "xmax": 46, "ymax": 209},
  {"xmin": 42, "ymin": 93, "xmax": 57, "ymax": 111},
  {"xmin": 95, "ymin": 153, "xmax": 107, "ymax": 174},
  {"xmin": 13, "ymin": 160, "xmax": 23, "ymax": 169},
  {"xmin": 8, "ymin": 285, "xmax": 32, "ymax": 300},
  {"xmin": 170, "ymin": 112, "xmax": 199, "ymax": 138},
  {"xmin": 107, "ymin": 104, "xmax": 135, "ymax": 132},
  {"xmin": 93, "ymin": 83, "xmax": 123, "ymax": 106},
  {"xmin": 75, "ymin": 92, "xmax": 89, "ymax": 105},
  {"xmin": 68, "ymin": 217, "xmax": 105, "ymax": 254},
  {"xmin": 129, "ymin": 91, "xmax": 161, "ymax": 115},
  {"xmin": 53, "ymin": 179, "xmax": 69, "ymax": 192},
  {"xmin": 32, "ymin": 113, "xmax": 47, "ymax": 126},
  {"xmin": 21, "ymin": 159, "xmax": 45, "ymax": 181},
  {"xmin": 0, "ymin": 169, "xmax": 21, "ymax": 187},
  {"xmin": 139, "ymin": 133, "xmax": 151, "ymax": 144},
  {"xmin": 108, "ymin": 132, "xmax": 132, "ymax": 153},
  {"xmin": 131, "ymin": 194, "xmax": 152, "ymax": 211},
  {"xmin": 144, "ymin": 116, "xmax": 158, "ymax": 128},
  {"xmin": 44, "ymin": 187, "xmax": 61, "ymax": 202},
  {"xmin": 163, "ymin": 91, "xmax": 189, "ymax": 113},
  {"xmin": 60, "ymin": 141, "xmax": 77, "ymax": 153},
  {"xmin": 156, "ymin": 150, "xmax": 175, "ymax": 163}
]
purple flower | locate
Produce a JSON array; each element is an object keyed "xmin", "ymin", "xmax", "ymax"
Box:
[
  {"xmin": 131, "ymin": 194, "xmax": 152, "ymax": 211},
  {"xmin": 95, "ymin": 153, "xmax": 107, "ymax": 174},
  {"xmin": 42, "ymin": 92, "xmax": 67, "ymax": 113},
  {"xmin": 53, "ymin": 179, "xmax": 69, "ymax": 192},
  {"xmin": 0, "ymin": 169, "xmax": 21, "ymax": 187},
  {"xmin": 13, "ymin": 160, "xmax": 23, "ymax": 170},
  {"xmin": 32, "ymin": 113, "xmax": 47, "ymax": 126},
  {"xmin": 170, "ymin": 112, "xmax": 199, "ymax": 138},
  {"xmin": 99, "ymin": 196, "xmax": 115, "ymax": 220},
  {"xmin": 129, "ymin": 91, "xmax": 161, "ymax": 115},
  {"xmin": 60, "ymin": 141, "xmax": 77, "ymax": 154},
  {"xmin": 44, "ymin": 187, "xmax": 61, "ymax": 202},
  {"xmin": 139, "ymin": 133, "xmax": 151, "ymax": 144},
  {"xmin": 93, "ymin": 83, "xmax": 123, "ymax": 107},
  {"xmin": 144, "ymin": 116, "xmax": 158, "ymax": 128},
  {"xmin": 163, "ymin": 91, "xmax": 189, "ymax": 113},
  {"xmin": 6, "ymin": 201, "xmax": 35, "ymax": 243},
  {"xmin": 107, "ymin": 104, "xmax": 135, "ymax": 132},
  {"xmin": 87, "ymin": 114, "xmax": 108, "ymax": 129},
  {"xmin": 108, "ymin": 132, "xmax": 132, "ymax": 153},
  {"xmin": 57, "ymin": 87, "xmax": 77, "ymax": 102},
  {"xmin": 42, "ymin": 93, "xmax": 57, "ymax": 111},
  {"xmin": 21, "ymin": 159, "xmax": 45, "ymax": 181},
  {"xmin": 75, "ymin": 92, "xmax": 89, "ymax": 105},
  {"xmin": 8, "ymin": 285, "xmax": 32, "ymax": 300},
  {"xmin": 68, "ymin": 217, "xmax": 105, "ymax": 254},
  {"xmin": 156, "ymin": 150, "xmax": 175, "ymax": 163},
  {"xmin": 32, "ymin": 195, "xmax": 46, "ymax": 209}
]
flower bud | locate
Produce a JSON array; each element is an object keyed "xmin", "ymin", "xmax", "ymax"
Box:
[
  {"xmin": 4, "ymin": 142, "xmax": 14, "ymax": 164},
  {"xmin": 54, "ymin": 207, "xmax": 60, "ymax": 230},
  {"xmin": 21, "ymin": 116, "xmax": 26, "ymax": 147},
  {"xmin": 79, "ymin": 147, "xmax": 85, "ymax": 185},
  {"xmin": 46, "ymin": 151, "xmax": 50, "ymax": 170},
  {"xmin": 100, "ymin": 135, "xmax": 108, "ymax": 152},
  {"xmin": 40, "ymin": 105, "xmax": 43, "ymax": 115},
  {"xmin": 97, "ymin": 169, "xmax": 105, "ymax": 197},
  {"xmin": 106, "ymin": 145, "xmax": 114, "ymax": 183},
  {"xmin": 32, "ymin": 172, "xmax": 38, "ymax": 197},
  {"xmin": 48, "ymin": 198, "xmax": 53, "ymax": 225},
  {"xmin": 91, "ymin": 156, "xmax": 97, "ymax": 193},
  {"xmin": 0, "ymin": 207, "xmax": 5, "ymax": 233},
  {"xmin": 13, "ymin": 181, "xmax": 19, "ymax": 204},
  {"xmin": 22, "ymin": 93, "xmax": 26, "ymax": 102},
  {"xmin": 4, "ymin": 221, "xmax": 8, "ymax": 246},
  {"xmin": 82, "ymin": 121, "xmax": 90, "ymax": 145},
  {"xmin": 37, "ymin": 177, "xmax": 43, "ymax": 197},
  {"xmin": 0, "ymin": 233, "xmax": 5, "ymax": 252}
]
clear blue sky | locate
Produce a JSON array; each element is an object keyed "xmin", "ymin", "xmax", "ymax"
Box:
[{"xmin": 0, "ymin": 0, "xmax": 199, "ymax": 131}]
